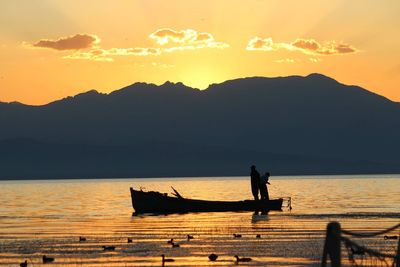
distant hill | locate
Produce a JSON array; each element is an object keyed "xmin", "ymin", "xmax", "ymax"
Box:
[{"xmin": 1, "ymin": 73, "xmax": 400, "ymax": 179}]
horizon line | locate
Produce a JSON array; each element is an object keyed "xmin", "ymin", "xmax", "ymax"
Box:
[{"xmin": 0, "ymin": 73, "xmax": 388, "ymax": 106}]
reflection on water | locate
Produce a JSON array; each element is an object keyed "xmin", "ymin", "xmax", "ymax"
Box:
[{"xmin": 0, "ymin": 175, "xmax": 399, "ymax": 266}]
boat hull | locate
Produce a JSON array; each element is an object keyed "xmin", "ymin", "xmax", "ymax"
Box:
[{"xmin": 130, "ymin": 188, "xmax": 283, "ymax": 214}]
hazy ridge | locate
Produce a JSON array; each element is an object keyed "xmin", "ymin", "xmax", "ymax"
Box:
[{"xmin": 1, "ymin": 73, "xmax": 400, "ymax": 179}]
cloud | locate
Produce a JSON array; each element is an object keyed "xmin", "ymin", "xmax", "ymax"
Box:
[
  {"xmin": 151, "ymin": 62, "xmax": 175, "ymax": 68},
  {"xmin": 105, "ymin": 47, "xmax": 161, "ymax": 56},
  {"xmin": 291, "ymin": 39, "xmax": 320, "ymax": 51},
  {"xmin": 64, "ymin": 47, "xmax": 161, "ymax": 61},
  {"xmin": 309, "ymin": 57, "xmax": 322, "ymax": 62},
  {"xmin": 63, "ymin": 49, "xmax": 113, "ymax": 62},
  {"xmin": 246, "ymin": 37, "xmax": 274, "ymax": 51},
  {"xmin": 32, "ymin": 34, "xmax": 100, "ymax": 50},
  {"xmin": 149, "ymin": 28, "xmax": 229, "ymax": 51},
  {"xmin": 28, "ymin": 33, "xmax": 162, "ymax": 61},
  {"xmin": 247, "ymin": 37, "xmax": 359, "ymax": 56},
  {"xmin": 313, "ymin": 41, "xmax": 358, "ymax": 55},
  {"xmin": 28, "ymin": 29, "xmax": 228, "ymax": 62},
  {"xmin": 274, "ymin": 58, "xmax": 296, "ymax": 63},
  {"xmin": 150, "ymin": 28, "xmax": 191, "ymax": 45}
]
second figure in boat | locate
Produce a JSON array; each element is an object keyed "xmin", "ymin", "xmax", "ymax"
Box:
[{"xmin": 260, "ymin": 172, "xmax": 270, "ymax": 200}]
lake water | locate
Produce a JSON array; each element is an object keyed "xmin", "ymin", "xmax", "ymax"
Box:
[{"xmin": 0, "ymin": 175, "xmax": 399, "ymax": 266}]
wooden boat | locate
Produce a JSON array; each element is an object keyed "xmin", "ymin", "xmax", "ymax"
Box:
[{"xmin": 130, "ymin": 187, "xmax": 284, "ymax": 214}]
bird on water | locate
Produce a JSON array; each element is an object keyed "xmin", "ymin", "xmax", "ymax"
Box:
[
  {"xmin": 42, "ymin": 255, "xmax": 55, "ymax": 263},
  {"xmin": 234, "ymin": 255, "xmax": 252, "ymax": 262},
  {"xmin": 102, "ymin": 245, "xmax": 115, "ymax": 251},
  {"xmin": 208, "ymin": 253, "xmax": 218, "ymax": 261},
  {"xmin": 384, "ymin": 235, "xmax": 398, "ymax": 240},
  {"xmin": 20, "ymin": 260, "xmax": 28, "ymax": 267},
  {"xmin": 161, "ymin": 254, "xmax": 174, "ymax": 266},
  {"xmin": 171, "ymin": 242, "xmax": 180, "ymax": 248}
]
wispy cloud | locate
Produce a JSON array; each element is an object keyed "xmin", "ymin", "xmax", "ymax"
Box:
[
  {"xmin": 247, "ymin": 37, "xmax": 359, "ymax": 56},
  {"xmin": 31, "ymin": 34, "xmax": 100, "ymax": 50},
  {"xmin": 150, "ymin": 28, "xmax": 197, "ymax": 45},
  {"xmin": 309, "ymin": 57, "xmax": 322, "ymax": 62},
  {"xmin": 291, "ymin": 38, "xmax": 357, "ymax": 55},
  {"xmin": 150, "ymin": 28, "xmax": 229, "ymax": 51},
  {"xmin": 64, "ymin": 47, "xmax": 161, "ymax": 62},
  {"xmin": 246, "ymin": 37, "xmax": 275, "ymax": 51},
  {"xmin": 107, "ymin": 48, "xmax": 161, "ymax": 56},
  {"xmin": 151, "ymin": 62, "xmax": 175, "ymax": 68},
  {"xmin": 63, "ymin": 49, "xmax": 113, "ymax": 62},
  {"xmin": 274, "ymin": 58, "xmax": 296, "ymax": 63}
]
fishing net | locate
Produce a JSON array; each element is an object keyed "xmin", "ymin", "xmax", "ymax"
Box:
[
  {"xmin": 322, "ymin": 223, "xmax": 399, "ymax": 267},
  {"xmin": 342, "ymin": 235, "xmax": 397, "ymax": 267}
]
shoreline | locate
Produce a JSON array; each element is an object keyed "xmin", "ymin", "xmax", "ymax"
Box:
[{"xmin": 1, "ymin": 172, "xmax": 400, "ymax": 181}]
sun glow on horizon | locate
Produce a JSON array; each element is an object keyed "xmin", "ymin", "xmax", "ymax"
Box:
[{"xmin": 1, "ymin": 0, "xmax": 399, "ymax": 104}]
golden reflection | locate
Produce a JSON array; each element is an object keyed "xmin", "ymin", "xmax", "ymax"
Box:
[{"xmin": 0, "ymin": 177, "xmax": 399, "ymax": 266}]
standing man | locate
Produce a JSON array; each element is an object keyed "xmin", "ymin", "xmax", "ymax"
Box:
[
  {"xmin": 250, "ymin": 165, "xmax": 261, "ymax": 200},
  {"xmin": 260, "ymin": 172, "xmax": 270, "ymax": 200}
]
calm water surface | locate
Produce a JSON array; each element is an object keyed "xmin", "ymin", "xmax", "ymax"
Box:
[{"xmin": 0, "ymin": 175, "xmax": 399, "ymax": 266}]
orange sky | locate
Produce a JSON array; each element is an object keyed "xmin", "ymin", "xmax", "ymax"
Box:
[{"xmin": 0, "ymin": 0, "xmax": 399, "ymax": 105}]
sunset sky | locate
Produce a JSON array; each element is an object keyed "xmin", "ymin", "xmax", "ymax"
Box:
[{"xmin": 1, "ymin": 0, "xmax": 399, "ymax": 105}]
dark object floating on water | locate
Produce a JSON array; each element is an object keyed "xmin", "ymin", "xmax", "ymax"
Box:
[
  {"xmin": 350, "ymin": 246, "xmax": 365, "ymax": 256},
  {"xmin": 79, "ymin": 236, "xmax": 86, "ymax": 242},
  {"xmin": 234, "ymin": 255, "xmax": 252, "ymax": 262},
  {"xmin": 208, "ymin": 253, "xmax": 218, "ymax": 261},
  {"xmin": 187, "ymin": 234, "xmax": 194, "ymax": 240},
  {"xmin": 43, "ymin": 255, "xmax": 54, "ymax": 263},
  {"xmin": 167, "ymin": 238, "xmax": 174, "ymax": 244},
  {"xmin": 102, "ymin": 246, "xmax": 115, "ymax": 251},
  {"xmin": 233, "ymin": 233, "xmax": 242, "ymax": 238},
  {"xmin": 171, "ymin": 242, "xmax": 180, "ymax": 248},
  {"xmin": 127, "ymin": 238, "xmax": 133, "ymax": 243},
  {"xmin": 130, "ymin": 187, "xmax": 283, "ymax": 214},
  {"xmin": 20, "ymin": 260, "xmax": 28, "ymax": 267},
  {"xmin": 384, "ymin": 235, "xmax": 398, "ymax": 240},
  {"xmin": 161, "ymin": 254, "xmax": 174, "ymax": 266},
  {"xmin": 256, "ymin": 234, "xmax": 261, "ymax": 238}
]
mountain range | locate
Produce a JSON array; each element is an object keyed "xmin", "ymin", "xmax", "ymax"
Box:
[{"xmin": 1, "ymin": 73, "xmax": 400, "ymax": 179}]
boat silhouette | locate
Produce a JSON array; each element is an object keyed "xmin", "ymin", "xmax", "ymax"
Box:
[{"xmin": 130, "ymin": 187, "xmax": 284, "ymax": 214}]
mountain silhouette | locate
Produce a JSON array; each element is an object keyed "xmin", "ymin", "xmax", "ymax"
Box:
[{"xmin": 1, "ymin": 73, "xmax": 399, "ymax": 179}]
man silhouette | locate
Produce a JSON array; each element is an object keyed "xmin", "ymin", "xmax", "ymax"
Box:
[
  {"xmin": 250, "ymin": 165, "xmax": 261, "ymax": 200},
  {"xmin": 260, "ymin": 172, "xmax": 270, "ymax": 200}
]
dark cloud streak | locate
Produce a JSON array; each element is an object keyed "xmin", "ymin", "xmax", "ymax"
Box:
[{"xmin": 32, "ymin": 34, "xmax": 99, "ymax": 50}]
